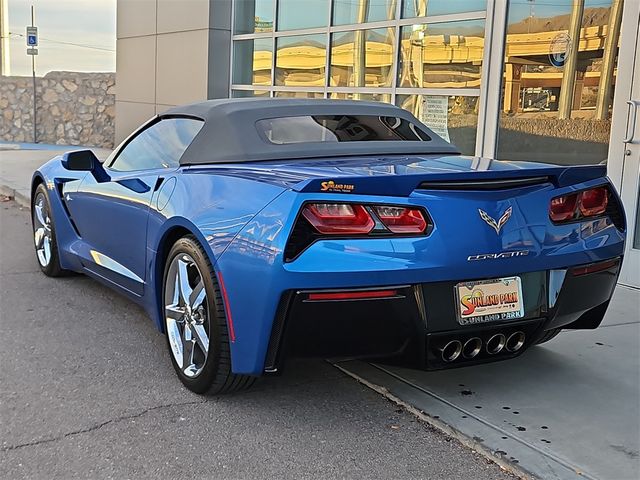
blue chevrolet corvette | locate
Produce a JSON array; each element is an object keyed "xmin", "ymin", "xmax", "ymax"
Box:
[{"xmin": 31, "ymin": 99, "xmax": 626, "ymax": 394}]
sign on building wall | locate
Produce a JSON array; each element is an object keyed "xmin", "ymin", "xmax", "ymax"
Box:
[{"xmin": 422, "ymin": 96, "xmax": 450, "ymax": 142}]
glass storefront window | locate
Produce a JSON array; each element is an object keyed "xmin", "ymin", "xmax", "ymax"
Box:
[
  {"xmin": 232, "ymin": 90, "xmax": 271, "ymax": 98},
  {"xmin": 329, "ymin": 92, "xmax": 392, "ymax": 103},
  {"xmin": 275, "ymin": 34, "xmax": 327, "ymax": 87},
  {"xmin": 333, "ymin": 0, "xmax": 396, "ymax": 25},
  {"xmin": 330, "ymin": 28, "xmax": 395, "ymax": 88},
  {"xmin": 397, "ymin": 94, "xmax": 478, "ymax": 155},
  {"xmin": 277, "ymin": 0, "xmax": 328, "ymax": 30},
  {"xmin": 234, "ymin": 0, "xmax": 274, "ymax": 34},
  {"xmin": 496, "ymin": 0, "xmax": 621, "ymax": 165},
  {"xmin": 398, "ymin": 20, "xmax": 485, "ymax": 89},
  {"xmin": 232, "ymin": 39, "xmax": 273, "ymax": 86},
  {"xmin": 274, "ymin": 91, "xmax": 324, "ymax": 98},
  {"xmin": 402, "ymin": 0, "xmax": 487, "ymax": 18}
]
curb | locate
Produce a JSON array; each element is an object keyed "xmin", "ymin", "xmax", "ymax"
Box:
[
  {"xmin": 333, "ymin": 363, "xmax": 535, "ymax": 480},
  {"xmin": 0, "ymin": 184, "xmax": 31, "ymax": 210}
]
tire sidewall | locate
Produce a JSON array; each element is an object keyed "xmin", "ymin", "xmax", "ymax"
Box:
[{"xmin": 162, "ymin": 237, "xmax": 222, "ymax": 393}]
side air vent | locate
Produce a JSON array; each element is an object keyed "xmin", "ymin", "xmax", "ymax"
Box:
[{"xmin": 417, "ymin": 176, "xmax": 552, "ymax": 191}]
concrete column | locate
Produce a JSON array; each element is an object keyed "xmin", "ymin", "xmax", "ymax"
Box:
[
  {"xmin": 353, "ymin": 0, "xmax": 369, "ymax": 94},
  {"xmin": 115, "ymin": 0, "xmax": 232, "ymax": 144},
  {"xmin": 558, "ymin": 0, "xmax": 585, "ymax": 119},
  {"xmin": 595, "ymin": 0, "xmax": 624, "ymax": 120},
  {"xmin": 503, "ymin": 63, "xmax": 522, "ymax": 113}
]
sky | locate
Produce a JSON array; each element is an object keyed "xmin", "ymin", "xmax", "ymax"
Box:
[
  {"xmin": 2, "ymin": 0, "xmax": 612, "ymax": 77},
  {"xmin": 5, "ymin": 0, "xmax": 116, "ymax": 76}
]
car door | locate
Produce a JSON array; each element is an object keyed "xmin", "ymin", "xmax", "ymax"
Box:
[{"xmin": 65, "ymin": 116, "xmax": 204, "ymax": 295}]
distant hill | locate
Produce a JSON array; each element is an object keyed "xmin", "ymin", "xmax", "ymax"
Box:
[{"xmin": 507, "ymin": 7, "xmax": 611, "ymax": 34}]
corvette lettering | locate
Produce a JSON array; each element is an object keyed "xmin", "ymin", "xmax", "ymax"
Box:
[
  {"xmin": 467, "ymin": 250, "xmax": 530, "ymax": 261},
  {"xmin": 320, "ymin": 180, "xmax": 355, "ymax": 193}
]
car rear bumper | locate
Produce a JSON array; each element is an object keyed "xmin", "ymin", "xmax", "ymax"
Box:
[{"xmin": 264, "ymin": 257, "xmax": 621, "ymax": 373}]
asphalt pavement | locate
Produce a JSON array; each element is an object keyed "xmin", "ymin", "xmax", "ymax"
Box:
[{"xmin": 0, "ymin": 201, "xmax": 515, "ymax": 479}]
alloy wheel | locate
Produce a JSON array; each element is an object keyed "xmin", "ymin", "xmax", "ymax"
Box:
[
  {"xmin": 164, "ymin": 253, "xmax": 210, "ymax": 378},
  {"xmin": 33, "ymin": 193, "xmax": 52, "ymax": 268}
]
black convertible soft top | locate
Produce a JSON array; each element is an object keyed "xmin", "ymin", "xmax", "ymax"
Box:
[{"xmin": 163, "ymin": 98, "xmax": 460, "ymax": 164}]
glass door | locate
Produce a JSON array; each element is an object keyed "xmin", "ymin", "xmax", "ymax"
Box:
[{"xmin": 614, "ymin": 2, "xmax": 640, "ymax": 287}]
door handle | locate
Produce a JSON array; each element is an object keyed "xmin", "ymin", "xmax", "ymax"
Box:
[{"xmin": 623, "ymin": 100, "xmax": 640, "ymax": 143}]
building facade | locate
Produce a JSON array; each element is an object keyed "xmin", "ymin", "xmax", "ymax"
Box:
[{"xmin": 116, "ymin": 0, "xmax": 640, "ymax": 287}]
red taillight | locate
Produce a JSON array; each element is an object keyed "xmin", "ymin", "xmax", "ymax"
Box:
[
  {"xmin": 549, "ymin": 186, "xmax": 610, "ymax": 223},
  {"xmin": 579, "ymin": 187, "xmax": 608, "ymax": 217},
  {"xmin": 374, "ymin": 206, "xmax": 427, "ymax": 234},
  {"xmin": 307, "ymin": 289, "xmax": 398, "ymax": 301},
  {"xmin": 549, "ymin": 193, "xmax": 579, "ymax": 222},
  {"xmin": 302, "ymin": 203, "xmax": 374, "ymax": 234},
  {"xmin": 571, "ymin": 258, "xmax": 619, "ymax": 276}
]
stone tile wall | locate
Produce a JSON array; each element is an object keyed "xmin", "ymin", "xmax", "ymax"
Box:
[{"xmin": 0, "ymin": 71, "xmax": 115, "ymax": 148}]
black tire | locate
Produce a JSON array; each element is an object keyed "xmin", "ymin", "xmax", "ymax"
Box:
[
  {"xmin": 31, "ymin": 183, "xmax": 67, "ymax": 277},
  {"xmin": 535, "ymin": 328, "xmax": 562, "ymax": 345},
  {"xmin": 162, "ymin": 235, "xmax": 256, "ymax": 394}
]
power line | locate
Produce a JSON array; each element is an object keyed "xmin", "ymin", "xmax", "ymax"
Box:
[{"xmin": 8, "ymin": 32, "xmax": 115, "ymax": 52}]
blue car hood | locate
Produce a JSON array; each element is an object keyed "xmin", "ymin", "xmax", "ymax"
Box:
[{"xmin": 186, "ymin": 155, "xmax": 607, "ymax": 196}]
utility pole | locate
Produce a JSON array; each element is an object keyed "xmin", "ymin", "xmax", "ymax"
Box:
[
  {"xmin": 28, "ymin": 5, "xmax": 37, "ymax": 143},
  {"xmin": 0, "ymin": 0, "xmax": 10, "ymax": 76}
]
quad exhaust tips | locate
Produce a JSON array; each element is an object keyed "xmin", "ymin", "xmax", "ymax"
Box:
[
  {"xmin": 440, "ymin": 340, "xmax": 463, "ymax": 362},
  {"xmin": 437, "ymin": 331, "xmax": 526, "ymax": 363},
  {"xmin": 506, "ymin": 331, "xmax": 526, "ymax": 352}
]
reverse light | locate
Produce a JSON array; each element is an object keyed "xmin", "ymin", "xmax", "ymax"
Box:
[
  {"xmin": 374, "ymin": 206, "xmax": 427, "ymax": 234},
  {"xmin": 549, "ymin": 186, "xmax": 610, "ymax": 223},
  {"xmin": 302, "ymin": 203, "xmax": 374, "ymax": 234}
]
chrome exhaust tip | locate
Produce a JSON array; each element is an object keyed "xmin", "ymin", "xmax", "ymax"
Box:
[
  {"xmin": 486, "ymin": 334, "xmax": 506, "ymax": 355},
  {"xmin": 462, "ymin": 337, "xmax": 482, "ymax": 359},
  {"xmin": 441, "ymin": 340, "xmax": 463, "ymax": 362},
  {"xmin": 506, "ymin": 331, "xmax": 526, "ymax": 352}
]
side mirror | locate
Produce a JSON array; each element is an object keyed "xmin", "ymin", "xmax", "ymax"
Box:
[
  {"xmin": 61, "ymin": 150, "xmax": 110, "ymax": 182},
  {"xmin": 61, "ymin": 150, "xmax": 99, "ymax": 171}
]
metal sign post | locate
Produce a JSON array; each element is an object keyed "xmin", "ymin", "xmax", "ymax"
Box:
[{"xmin": 26, "ymin": 6, "xmax": 38, "ymax": 143}]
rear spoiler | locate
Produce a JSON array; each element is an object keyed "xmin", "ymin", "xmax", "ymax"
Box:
[{"xmin": 293, "ymin": 165, "xmax": 608, "ymax": 197}]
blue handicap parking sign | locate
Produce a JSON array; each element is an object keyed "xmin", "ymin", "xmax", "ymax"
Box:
[{"xmin": 27, "ymin": 34, "xmax": 37, "ymax": 46}]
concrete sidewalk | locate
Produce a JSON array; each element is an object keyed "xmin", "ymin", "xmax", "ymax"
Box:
[{"xmin": 0, "ymin": 146, "xmax": 111, "ymax": 207}]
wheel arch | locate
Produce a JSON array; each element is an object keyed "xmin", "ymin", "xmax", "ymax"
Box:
[
  {"xmin": 150, "ymin": 218, "xmax": 221, "ymax": 334},
  {"xmin": 31, "ymin": 172, "xmax": 45, "ymax": 202}
]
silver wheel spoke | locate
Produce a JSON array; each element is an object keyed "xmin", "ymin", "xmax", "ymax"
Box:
[
  {"xmin": 192, "ymin": 323, "xmax": 209, "ymax": 353},
  {"xmin": 33, "ymin": 194, "xmax": 53, "ymax": 268},
  {"xmin": 167, "ymin": 318, "xmax": 184, "ymax": 369},
  {"xmin": 34, "ymin": 202, "xmax": 46, "ymax": 226},
  {"xmin": 177, "ymin": 258, "xmax": 193, "ymax": 305},
  {"xmin": 165, "ymin": 303, "xmax": 184, "ymax": 320},
  {"xmin": 182, "ymin": 327, "xmax": 197, "ymax": 376},
  {"xmin": 189, "ymin": 281, "xmax": 206, "ymax": 310}
]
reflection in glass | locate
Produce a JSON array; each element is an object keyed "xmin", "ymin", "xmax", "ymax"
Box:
[
  {"xmin": 329, "ymin": 92, "xmax": 392, "ymax": 103},
  {"xmin": 397, "ymin": 94, "xmax": 478, "ymax": 155},
  {"xmin": 399, "ymin": 21, "xmax": 484, "ymax": 88},
  {"xmin": 333, "ymin": 0, "xmax": 396, "ymax": 25},
  {"xmin": 277, "ymin": 0, "xmax": 328, "ymax": 30},
  {"xmin": 274, "ymin": 91, "xmax": 324, "ymax": 98},
  {"xmin": 234, "ymin": 0, "xmax": 274, "ymax": 34},
  {"xmin": 233, "ymin": 39, "xmax": 273, "ymax": 86},
  {"xmin": 330, "ymin": 28, "xmax": 395, "ymax": 88},
  {"xmin": 232, "ymin": 90, "xmax": 270, "ymax": 98},
  {"xmin": 275, "ymin": 34, "xmax": 327, "ymax": 87},
  {"xmin": 402, "ymin": 0, "xmax": 487, "ymax": 18},
  {"xmin": 497, "ymin": 0, "xmax": 621, "ymax": 164}
]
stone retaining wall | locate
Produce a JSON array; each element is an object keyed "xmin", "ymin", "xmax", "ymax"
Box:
[{"xmin": 0, "ymin": 71, "xmax": 115, "ymax": 148}]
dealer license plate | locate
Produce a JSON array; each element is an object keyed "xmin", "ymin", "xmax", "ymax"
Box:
[{"xmin": 455, "ymin": 276, "xmax": 524, "ymax": 325}]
